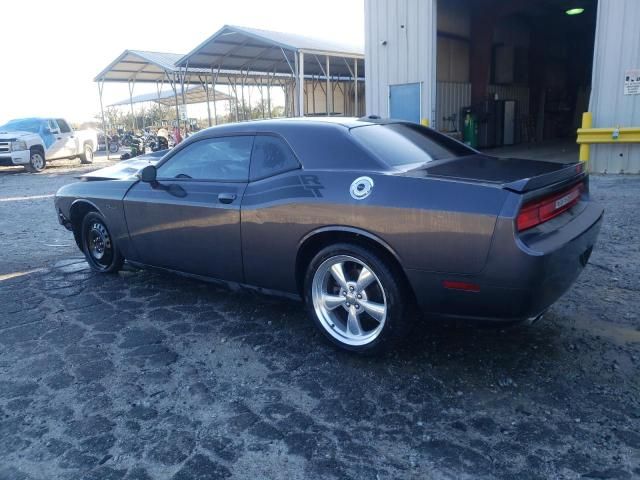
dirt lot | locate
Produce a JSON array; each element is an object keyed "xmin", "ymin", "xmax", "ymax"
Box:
[{"xmin": 1, "ymin": 158, "xmax": 639, "ymax": 480}]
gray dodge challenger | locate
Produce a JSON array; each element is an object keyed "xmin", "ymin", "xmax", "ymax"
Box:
[{"xmin": 54, "ymin": 117, "xmax": 603, "ymax": 353}]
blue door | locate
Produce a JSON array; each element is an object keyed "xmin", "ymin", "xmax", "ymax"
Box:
[{"xmin": 389, "ymin": 83, "xmax": 421, "ymax": 123}]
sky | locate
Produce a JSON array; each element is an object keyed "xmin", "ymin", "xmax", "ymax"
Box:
[{"xmin": 0, "ymin": 0, "xmax": 364, "ymax": 125}]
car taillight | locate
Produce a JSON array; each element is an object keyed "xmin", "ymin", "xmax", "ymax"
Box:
[{"xmin": 517, "ymin": 183, "xmax": 584, "ymax": 231}]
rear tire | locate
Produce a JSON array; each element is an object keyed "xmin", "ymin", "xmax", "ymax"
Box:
[
  {"xmin": 81, "ymin": 212, "xmax": 124, "ymax": 273},
  {"xmin": 24, "ymin": 149, "xmax": 46, "ymax": 173},
  {"xmin": 303, "ymin": 243, "xmax": 411, "ymax": 354},
  {"xmin": 80, "ymin": 144, "xmax": 94, "ymax": 164}
]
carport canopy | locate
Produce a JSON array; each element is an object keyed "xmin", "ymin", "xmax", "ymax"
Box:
[
  {"xmin": 176, "ymin": 25, "xmax": 364, "ymax": 117},
  {"xmin": 177, "ymin": 24, "xmax": 364, "ymax": 78},
  {"xmin": 109, "ymin": 85, "xmax": 233, "ymax": 108},
  {"xmin": 95, "ymin": 50, "xmax": 209, "ymax": 84}
]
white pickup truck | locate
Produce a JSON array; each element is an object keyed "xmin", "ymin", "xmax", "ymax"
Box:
[{"xmin": 0, "ymin": 117, "xmax": 98, "ymax": 172}]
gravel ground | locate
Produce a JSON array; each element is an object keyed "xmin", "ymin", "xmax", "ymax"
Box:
[{"xmin": 0, "ymin": 160, "xmax": 639, "ymax": 480}]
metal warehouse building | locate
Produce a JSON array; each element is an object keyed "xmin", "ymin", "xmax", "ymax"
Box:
[{"xmin": 365, "ymin": 0, "xmax": 640, "ymax": 173}]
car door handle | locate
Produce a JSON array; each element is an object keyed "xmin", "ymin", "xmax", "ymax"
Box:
[{"xmin": 218, "ymin": 193, "xmax": 236, "ymax": 204}]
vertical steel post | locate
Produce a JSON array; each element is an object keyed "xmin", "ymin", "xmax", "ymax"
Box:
[
  {"xmin": 212, "ymin": 67, "xmax": 220, "ymax": 126},
  {"xmin": 98, "ymin": 80, "xmax": 109, "ymax": 160},
  {"xmin": 354, "ymin": 59, "xmax": 359, "ymax": 117},
  {"xmin": 246, "ymin": 73, "xmax": 252, "ymax": 119},
  {"xmin": 128, "ymin": 80, "xmax": 136, "ymax": 131},
  {"xmin": 170, "ymin": 72, "xmax": 180, "ymax": 132},
  {"xmin": 267, "ymin": 71, "xmax": 272, "ymax": 117},
  {"xmin": 180, "ymin": 65, "xmax": 187, "ymax": 131},
  {"xmin": 240, "ymin": 73, "xmax": 246, "ymax": 121},
  {"xmin": 298, "ymin": 51, "xmax": 305, "ymax": 117},
  {"xmin": 200, "ymin": 75, "xmax": 212, "ymax": 127},
  {"xmin": 326, "ymin": 56, "xmax": 331, "ymax": 116}
]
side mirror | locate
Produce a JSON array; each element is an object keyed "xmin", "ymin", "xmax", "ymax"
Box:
[{"xmin": 139, "ymin": 165, "xmax": 157, "ymax": 183}]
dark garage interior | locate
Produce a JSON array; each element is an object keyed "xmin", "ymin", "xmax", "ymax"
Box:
[{"xmin": 436, "ymin": 0, "xmax": 598, "ymax": 157}]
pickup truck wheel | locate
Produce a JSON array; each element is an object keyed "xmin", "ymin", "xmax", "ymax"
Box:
[
  {"xmin": 81, "ymin": 212, "xmax": 124, "ymax": 273},
  {"xmin": 80, "ymin": 144, "xmax": 94, "ymax": 164},
  {"xmin": 24, "ymin": 150, "xmax": 46, "ymax": 173}
]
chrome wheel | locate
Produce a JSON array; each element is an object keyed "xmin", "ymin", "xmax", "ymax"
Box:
[
  {"xmin": 87, "ymin": 221, "xmax": 113, "ymax": 268},
  {"xmin": 84, "ymin": 146, "xmax": 94, "ymax": 162},
  {"xmin": 31, "ymin": 153, "xmax": 45, "ymax": 171},
  {"xmin": 311, "ymin": 255, "xmax": 387, "ymax": 346}
]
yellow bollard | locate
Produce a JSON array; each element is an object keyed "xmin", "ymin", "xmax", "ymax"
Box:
[{"xmin": 579, "ymin": 112, "xmax": 592, "ymax": 165}]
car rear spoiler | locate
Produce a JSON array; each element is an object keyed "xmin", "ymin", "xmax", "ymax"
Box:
[{"xmin": 502, "ymin": 162, "xmax": 585, "ymax": 193}]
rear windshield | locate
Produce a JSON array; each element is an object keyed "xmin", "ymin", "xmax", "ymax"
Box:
[{"xmin": 350, "ymin": 123, "xmax": 475, "ymax": 169}]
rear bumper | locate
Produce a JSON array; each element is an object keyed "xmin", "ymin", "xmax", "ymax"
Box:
[
  {"xmin": 407, "ymin": 201, "xmax": 604, "ymax": 322},
  {"xmin": 0, "ymin": 150, "xmax": 29, "ymax": 166}
]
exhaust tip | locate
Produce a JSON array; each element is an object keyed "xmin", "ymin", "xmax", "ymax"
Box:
[{"xmin": 526, "ymin": 311, "xmax": 546, "ymax": 326}]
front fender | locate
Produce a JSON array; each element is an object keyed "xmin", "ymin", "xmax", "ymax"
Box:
[{"xmin": 54, "ymin": 179, "xmax": 138, "ymax": 258}]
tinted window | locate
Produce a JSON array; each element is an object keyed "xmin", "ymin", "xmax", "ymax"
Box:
[
  {"xmin": 158, "ymin": 136, "xmax": 253, "ymax": 181},
  {"xmin": 250, "ymin": 135, "xmax": 300, "ymax": 180},
  {"xmin": 350, "ymin": 123, "xmax": 475, "ymax": 169},
  {"xmin": 56, "ymin": 119, "xmax": 71, "ymax": 133}
]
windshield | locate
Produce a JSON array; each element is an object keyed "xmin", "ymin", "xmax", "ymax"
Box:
[
  {"xmin": 0, "ymin": 119, "xmax": 43, "ymax": 134},
  {"xmin": 351, "ymin": 123, "xmax": 476, "ymax": 170}
]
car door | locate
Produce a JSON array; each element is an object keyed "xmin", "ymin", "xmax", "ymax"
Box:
[
  {"xmin": 123, "ymin": 134, "xmax": 254, "ymax": 282},
  {"xmin": 44, "ymin": 119, "xmax": 68, "ymax": 159},
  {"xmin": 55, "ymin": 119, "xmax": 77, "ymax": 156},
  {"xmin": 241, "ymin": 134, "xmax": 304, "ymax": 291}
]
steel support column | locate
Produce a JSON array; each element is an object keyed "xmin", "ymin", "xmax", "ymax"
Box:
[
  {"xmin": 128, "ymin": 80, "xmax": 136, "ymax": 131},
  {"xmin": 97, "ymin": 80, "xmax": 109, "ymax": 160},
  {"xmin": 354, "ymin": 59, "xmax": 358, "ymax": 117},
  {"xmin": 326, "ymin": 56, "xmax": 332, "ymax": 116},
  {"xmin": 298, "ymin": 51, "xmax": 305, "ymax": 117}
]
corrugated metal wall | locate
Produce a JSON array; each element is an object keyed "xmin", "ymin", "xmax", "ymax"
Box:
[
  {"xmin": 487, "ymin": 85, "xmax": 530, "ymax": 115},
  {"xmin": 436, "ymin": 82, "xmax": 470, "ymax": 130},
  {"xmin": 589, "ymin": 0, "xmax": 640, "ymax": 173},
  {"xmin": 435, "ymin": 83, "xmax": 530, "ymax": 131},
  {"xmin": 302, "ymin": 80, "xmax": 365, "ymax": 116},
  {"xmin": 365, "ymin": 0, "xmax": 437, "ymax": 124}
]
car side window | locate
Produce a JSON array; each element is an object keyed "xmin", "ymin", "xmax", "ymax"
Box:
[
  {"xmin": 157, "ymin": 136, "xmax": 253, "ymax": 181},
  {"xmin": 56, "ymin": 119, "xmax": 71, "ymax": 133},
  {"xmin": 48, "ymin": 119, "xmax": 60, "ymax": 133},
  {"xmin": 250, "ymin": 135, "xmax": 300, "ymax": 180}
]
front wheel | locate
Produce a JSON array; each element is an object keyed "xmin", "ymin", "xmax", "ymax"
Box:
[
  {"xmin": 304, "ymin": 243, "xmax": 412, "ymax": 354},
  {"xmin": 80, "ymin": 144, "xmax": 94, "ymax": 164},
  {"xmin": 24, "ymin": 149, "xmax": 46, "ymax": 173},
  {"xmin": 81, "ymin": 212, "xmax": 124, "ymax": 273},
  {"xmin": 108, "ymin": 142, "xmax": 119, "ymax": 153}
]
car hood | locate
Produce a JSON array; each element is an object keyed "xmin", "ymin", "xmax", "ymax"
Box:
[
  {"xmin": 81, "ymin": 156, "xmax": 160, "ymax": 181},
  {"xmin": 0, "ymin": 131, "xmax": 37, "ymax": 141}
]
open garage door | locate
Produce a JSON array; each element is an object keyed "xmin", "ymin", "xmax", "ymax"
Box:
[{"xmin": 436, "ymin": 0, "xmax": 597, "ymax": 161}]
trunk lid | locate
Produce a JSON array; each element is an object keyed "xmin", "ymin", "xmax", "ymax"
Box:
[{"xmin": 403, "ymin": 154, "xmax": 583, "ymax": 192}]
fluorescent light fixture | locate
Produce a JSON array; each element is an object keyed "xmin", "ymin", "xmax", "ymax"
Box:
[{"xmin": 565, "ymin": 7, "xmax": 585, "ymax": 15}]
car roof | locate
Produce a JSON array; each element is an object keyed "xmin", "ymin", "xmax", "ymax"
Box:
[
  {"xmin": 181, "ymin": 116, "xmax": 395, "ymax": 172},
  {"xmin": 191, "ymin": 116, "xmax": 394, "ymax": 136}
]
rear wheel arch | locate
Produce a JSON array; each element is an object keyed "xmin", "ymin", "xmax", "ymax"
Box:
[{"xmin": 295, "ymin": 227, "xmax": 415, "ymax": 303}]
